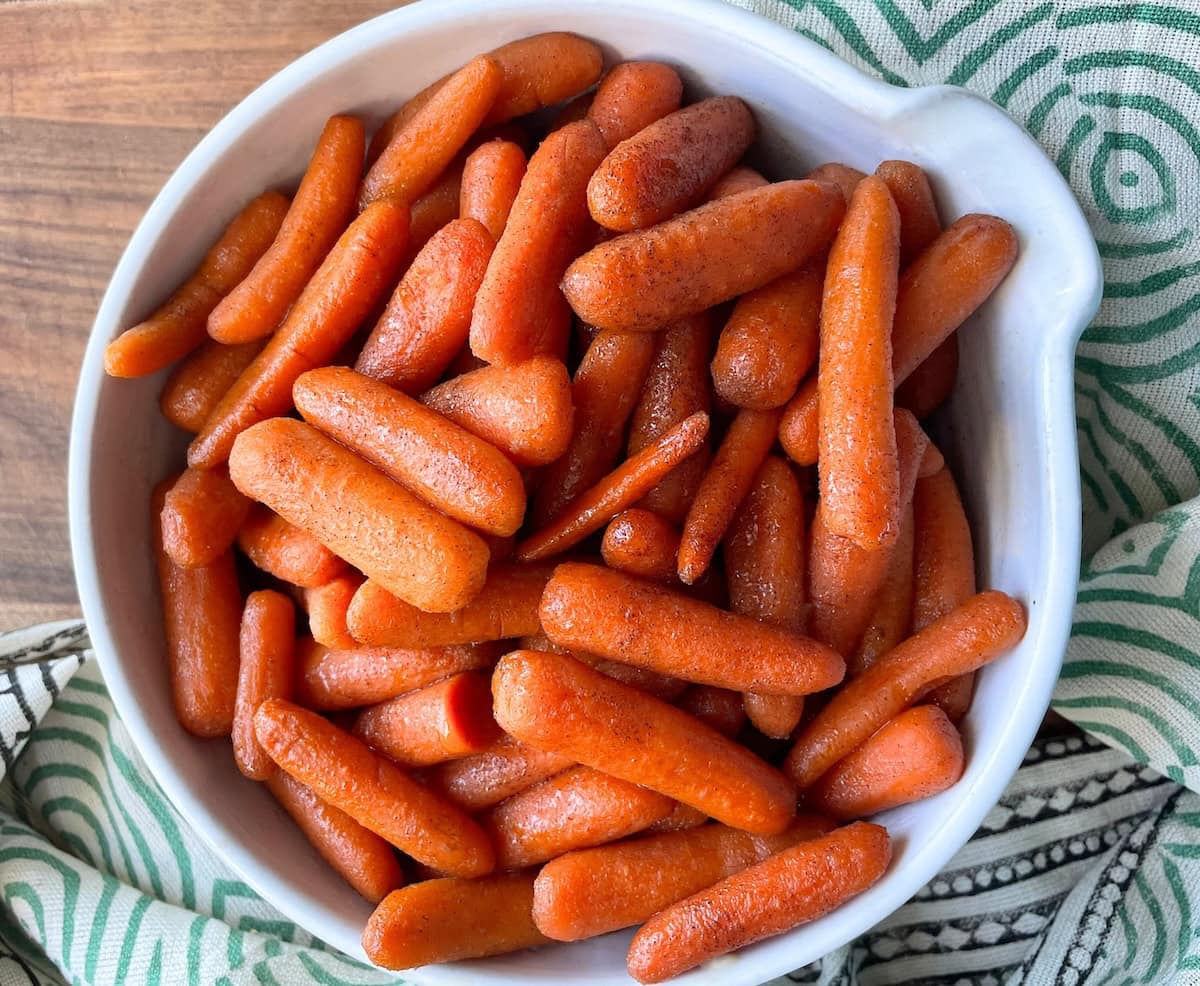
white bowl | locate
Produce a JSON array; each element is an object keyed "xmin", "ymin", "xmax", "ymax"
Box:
[{"xmin": 68, "ymin": 1, "xmax": 1101, "ymax": 982}]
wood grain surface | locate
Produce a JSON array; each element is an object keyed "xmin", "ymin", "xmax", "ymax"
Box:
[{"xmin": 0, "ymin": 0, "xmax": 412, "ymax": 630}]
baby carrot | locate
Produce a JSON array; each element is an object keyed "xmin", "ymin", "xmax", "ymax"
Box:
[
  {"xmin": 818, "ymin": 175, "xmax": 901, "ymax": 549},
  {"xmin": 601, "ymin": 508, "xmax": 680, "ymax": 582},
  {"xmin": 562, "ymin": 179, "xmax": 845, "ymax": 332},
  {"xmin": 160, "ymin": 466, "xmax": 251, "ymax": 569},
  {"xmin": 483, "ymin": 32, "xmax": 603, "ymax": 125},
  {"xmin": 294, "ymin": 366, "xmax": 525, "ymax": 537},
  {"xmin": 470, "ymin": 119, "xmax": 609, "ymax": 365},
  {"xmin": 648, "ymin": 803, "xmax": 708, "ymax": 833},
  {"xmin": 266, "ymin": 771, "xmax": 404, "ymax": 903},
  {"xmin": 254, "ymin": 698, "xmax": 494, "ymax": 876},
  {"xmin": 189, "ymin": 200, "xmax": 410, "ymax": 468},
  {"xmin": 228, "ymin": 417, "xmax": 489, "ymax": 613},
  {"xmin": 517, "ymin": 412, "xmax": 710, "ymax": 562},
  {"xmin": 851, "ymin": 503, "xmax": 915, "ymax": 675},
  {"xmin": 237, "ymin": 506, "xmax": 348, "ymax": 588},
  {"xmin": 808, "ymin": 704, "xmax": 964, "ymax": 819},
  {"xmin": 232, "ymin": 590, "xmax": 296, "ymax": 780},
  {"xmin": 920, "ymin": 440, "xmax": 945, "ymax": 477},
  {"xmin": 805, "ymin": 162, "xmax": 866, "ymax": 203},
  {"xmin": 898, "ymin": 336, "xmax": 959, "ymax": 419},
  {"xmin": 533, "ymin": 816, "xmax": 832, "ymax": 941},
  {"xmin": 422, "ymin": 356, "xmax": 574, "ymax": 467},
  {"xmin": 421, "ymin": 735, "xmax": 574, "ymax": 813},
  {"xmin": 294, "ymin": 636, "xmax": 502, "ymax": 711},
  {"xmin": 522, "ymin": 631, "xmax": 688, "ymax": 701},
  {"xmin": 541, "ymin": 562, "xmax": 844, "ymax": 696},
  {"xmin": 354, "ymin": 218, "xmax": 494, "ymax": 394},
  {"xmin": 460, "ymin": 140, "xmax": 526, "ymax": 240},
  {"xmin": 482, "ymin": 766, "xmax": 674, "ymax": 870},
  {"xmin": 676, "ymin": 685, "xmax": 746, "ymax": 738},
  {"xmin": 706, "ymin": 165, "xmax": 768, "ymax": 200},
  {"xmin": 677, "ymin": 407, "xmax": 782, "ymax": 584},
  {"xmin": 347, "ymin": 563, "xmax": 555, "ymax": 648},
  {"xmin": 627, "ymin": 821, "xmax": 891, "ymax": 983},
  {"xmin": 159, "ymin": 339, "xmax": 264, "ymax": 433},
  {"xmin": 104, "ymin": 192, "xmax": 289, "ymax": 377},
  {"xmin": 711, "ymin": 261, "xmax": 822, "ymax": 410},
  {"xmin": 875, "ymin": 159, "xmax": 942, "ymax": 267},
  {"xmin": 400, "ymin": 161, "xmax": 463, "ymax": 265},
  {"xmin": 304, "ymin": 573, "xmax": 363, "ymax": 650},
  {"xmin": 588, "ymin": 61, "xmax": 684, "ymax": 148},
  {"xmin": 587, "ymin": 96, "xmax": 755, "ymax": 231},
  {"xmin": 362, "ymin": 873, "xmax": 550, "ymax": 970},
  {"xmin": 785, "ymin": 591, "xmax": 1025, "ymax": 790},
  {"xmin": 208, "ymin": 118, "xmax": 364, "ymax": 345}
]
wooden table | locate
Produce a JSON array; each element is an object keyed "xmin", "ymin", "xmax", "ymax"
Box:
[{"xmin": 0, "ymin": 0, "xmax": 412, "ymax": 630}]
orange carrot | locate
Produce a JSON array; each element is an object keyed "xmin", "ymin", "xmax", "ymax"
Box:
[
  {"xmin": 160, "ymin": 466, "xmax": 251, "ymax": 569},
  {"xmin": 482, "ymin": 32, "xmax": 603, "ymax": 125},
  {"xmin": 541, "ymin": 562, "xmax": 843, "ymax": 696},
  {"xmin": 677, "ymin": 407, "xmax": 782, "ymax": 584},
  {"xmin": 362, "ymin": 872, "xmax": 550, "ymax": 970},
  {"xmin": 898, "ymin": 335, "xmax": 959, "ymax": 418},
  {"xmin": 347, "ymin": 563, "xmax": 554, "ymax": 648},
  {"xmin": 808, "ymin": 705, "xmax": 964, "ymax": 819},
  {"xmin": 562, "ymin": 179, "xmax": 845, "ymax": 332},
  {"xmin": 254, "ymin": 698, "xmax": 493, "ymax": 876},
  {"xmin": 422, "ymin": 356, "xmax": 574, "ymax": 467},
  {"xmin": 237, "ymin": 506, "xmax": 348, "ymax": 588},
  {"xmin": 493, "ymin": 649, "xmax": 797, "ymax": 833},
  {"xmin": 875, "ymin": 159, "xmax": 942, "ymax": 267},
  {"xmin": 420, "ymin": 735, "xmax": 574, "ymax": 812},
  {"xmin": 705, "ymin": 164, "xmax": 768, "ymax": 200},
  {"xmin": 785, "ymin": 591, "xmax": 1025, "ymax": 790},
  {"xmin": 676, "ymin": 685, "xmax": 746, "ymax": 738},
  {"xmin": 521, "ymin": 631, "xmax": 688, "ymax": 701},
  {"xmin": 354, "ymin": 219, "xmax": 494, "ymax": 394},
  {"xmin": 266, "ymin": 771, "xmax": 404, "ymax": 903},
  {"xmin": 400, "ymin": 161, "xmax": 464, "ymax": 266},
  {"xmin": 587, "ymin": 97, "xmax": 754, "ymax": 231},
  {"xmin": 533, "ymin": 816, "xmax": 832, "ymax": 941},
  {"xmin": 805, "ymin": 162, "xmax": 866, "ymax": 203},
  {"xmin": 189, "ymin": 200, "xmax": 410, "ymax": 468},
  {"xmin": 159, "ymin": 339, "xmax": 264, "ymax": 433},
  {"xmin": 104, "ymin": 192, "xmax": 289, "ymax": 376},
  {"xmin": 601, "ymin": 508, "xmax": 679, "ymax": 581},
  {"xmin": 482, "ymin": 766, "xmax": 674, "ymax": 870},
  {"xmin": 208, "ymin": 118, "xmax": 364, "ymax": 344},
  {"xmin": 460, "ymin": 140, "xmax": 526, "ymax": 240},
  {"xmin": 228, "ymin": 417, "xmax": 489, "ymax": 613},
  {"xmin": 851, "ymin": 503, "xmax": 915, "ymax": 675},
  {"xmin": 552, "ymin": 91, "xmax": 595, "ymax": 128},
  {"xmin": 304, "ymin": 573, "xmax": 363, "ymax": 650},
  {"xmin": 232, "ymin": 590, "xmax": 295, "ymax": 780},
  {"xmin": 627, "ymin": 822, "xmax": 891, "ymax": 983},
  {"xmin": 647, "ymin": 803, "xmax": 709, "ymax": 833},
  {"xmin": 588, "ymin": 61, "xmax": 684, "ymax": 148},
  {"xmin": 920, "ymin": 439, "xmax": 946, "ymax": 477},
  {"xmin": 470, "ymin": 119, "xmax": 609, "ymax": 365}
]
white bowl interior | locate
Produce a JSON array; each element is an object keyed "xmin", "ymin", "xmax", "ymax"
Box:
[{"xmin": 69, "ymin": 1, "xmax": 1101, "ymax": 984}]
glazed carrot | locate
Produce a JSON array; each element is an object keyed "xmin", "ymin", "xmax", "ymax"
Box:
[
  {"xmin": 400, "ymin": 161, "xmax": 463, "ymax": 265},
  {"xmin": 541, "ymin": 563, "xmax": 844, "ymax": 696},
  {"xmin": 898, "ymin": 336, "xmax": 959, "ymax": 418},
  {"xmin": 460, "ymin": 140, "xmax": 526, "ymax": 240},
  {"xmin": 104, "ymin": 192, "xmax": 289, "ymax": 377},
  {"xmin": 228, "ymin": 418, "xmax": 489, "ymax": 613},
  {"xmin": 521, "ymin": 631, "xmax": 688, "ymax": 702},
  {"xmin": 482, "ymin": 766, "xmax": 674, "ymax": 870},
  {"xmin": 588, "ymin": 96, "xmax": 753, "ymax": 231},
  {"xmin": 159, "ymin": 339, "xmax": 264, "ymax": 433},
  {"xmin": 851, "ymin": 503, "xmax": 915, "ymax": 675},
  {"xmin": 421, "ymin": 735, "xmax": 574, "ymax": 813},
  {"xmin": 711, "ymin": 261, "xmax": 822, "ymax": 410},
  {"xmin": 304, "ymin": 573, "xmax": 363, "ymax": 650},
  {"xmin": 601, "ymin": 508, "xmax": 679, "ymax": 582},
  {"xmin": 779, "ymin": 214, "xmax": 1018, "ymax": 465},
  {"xmin": 677, "ymin": 407, "xmax": 782, "ymax": 584},
  {"xmin": 360, "ymin": 56, "xmax": 502, "ymax": 209},
  {"xmin": 347, "ymin": 563, "xmax": 554, "ymax": 648},
  {"xmin": 482, "ymin": 32, "xmax": 603, "ymax": 125},
  {"xmin": 818, "ymin": 175, "xmax": 901, "ymax": 549},
  {"xmin": 366, "ymin": 82, "xmax": 444, "ymax": 169},
  {"xmin": 805, "ymin": 162, "xmax": 866, "ymax": 203},
  {"xmin": 676, "ymin": 685, "xmax": 746, "ymax": 738},
  {"xmin": 518, "ymin": 412, "xmax": 710, "ymax": 562},
  {"xmin": 232, "ymin": 590, "xmax": 296, "ymax": 780},
  {"xmin": 161, "ymin": 466, "xmax": 251, "ymax": 569},
  {"xmin": 726, "ymin": 456, "xmax": 807, "ymax": 738},
  {"xmin": 422, "ymin": 356, "xmax": 573, "ymax": 467},
  {"xmin": 237, "ymin": 506, "xmax": 348, "ymax": 588},
  {"xmin": 354, "ymin": 219, "xmax": 494, "ymax": 394},
  {"xmin": 294, "ymin": 636, "xmax": 502, "ymax": 711},
  {"xmin": 588, "ymin": 61, "xmax": 684, "ymax": 148},
  {"xmin": 533, "ymin": 816, "xmax": 832, "ymax": 941},
  {"xmin": 294, "ymin": 367, "xmax": 525, "ymax": 537},
  {"xmin": 208, "ymin": 118, "xmax": 364, "ymax": 345},
  {"xmin": 647, "ymin": 803, "xmax": 708, "ymax": 833},
  {"xmin": 531, "ymin": 329, "xmax": 657, "ymax": 526},
  {"xmin": 353, "ymin": 672, "xmax": 498, "ymax": 767},
  {"xmin": 493, "ymin": 649, "xmax": 797, "ymax": 833},
  {"xmin": 563, "ymin": 179, "xmax": 845, "ymax": 332},
  {"xmin": 189, "ymin": 201, "xmax": 410, "ymax": 468},
  {"xmin": 470, "ymin": 119, "xmax": 609, "ymax": 365},
  {"xmin": 254, "ymin": 698, "xmax": 493, "ymax": 876},
  {"xmin": 785, "ymin": 591, "xmax": 1025, "ymax": 789},
  {"xmin": 808, "ymin": 705, "xmax": 964, "ymax": 819},
  {"xmin": 706, "ymin": 165, "xmax": 768, "ymax": 201},
  {"xmin": 363, "ymin": 872, "xmax": 550, "ymax": 970},
  {"xmin": 266, "ymin": 771, "xmax": 404, "ymax": 903},
  {"xmin": 875, "ymin": 159, "xmax": 942, "ymax": 266},
  {"xmin": 627, "ymin": 821, "xmax": 891, "ymax": 983},
  {"xmin": 152, "ymin": 477, "xmax": 241, "ymax": 738},
  {"xmin": 920, "ymin": 439, "xmax": 945, "ymax": 477},
  {"xmin": 482, "ymin": 532, "xmax": 516, "ymax": 564},
  {"xmin": 553, "ymin": 91, "xmax": 595, "ymax": 128},
  {"xmin": 628, "ymin": 313, "xmax": 713, "ymax": 522}
]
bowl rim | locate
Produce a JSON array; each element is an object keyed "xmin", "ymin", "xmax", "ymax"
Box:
[{"xmin": 68, "ymin": 0, "xmax": 1102, "ymax": 982}]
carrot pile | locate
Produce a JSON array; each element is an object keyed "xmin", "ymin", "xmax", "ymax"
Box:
[{"xmin": 107, "ymin": 32, "xmax": 1023, "ymax": 983}]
